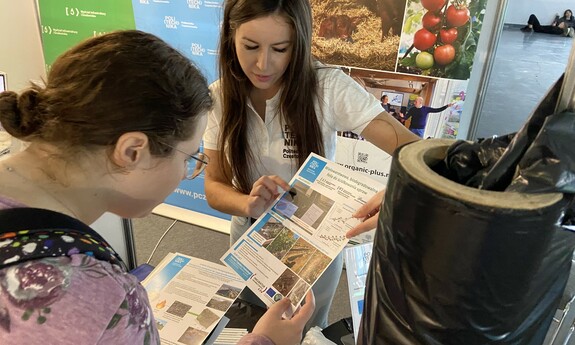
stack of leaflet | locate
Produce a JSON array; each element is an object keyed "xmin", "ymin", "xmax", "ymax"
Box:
[
  {"xmin": 142, "ymin": 253, "xmax": 246, "ymax": 345},
  {"xmin": 344, "ymin": 242, "xmax": 373, "ymax": 342},
  {"xmin": 213, "ymin": 328, "xmax": 249, "ymax": 345}
]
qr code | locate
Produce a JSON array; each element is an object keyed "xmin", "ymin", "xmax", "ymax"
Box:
[{"xmin": 357, "ymin": 152, "xmax": 368, "ymax": 163}]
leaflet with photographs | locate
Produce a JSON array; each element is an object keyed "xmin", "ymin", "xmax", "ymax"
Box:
[
  {"xmin": 221, "ymin": 153, "xmax": 384, "ymax": 317},
  {"xmin": 142, "ymin": 253, "xmax": 245, "ymax": 345}
]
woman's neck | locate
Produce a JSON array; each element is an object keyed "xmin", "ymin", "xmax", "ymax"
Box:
[
  {"xmin": 249, "ymin": 86, "xmax": 281, "ymax": 120},
  {"xmin": 0, "ymin": 146, "xmax": 107, "ymax": 224}
]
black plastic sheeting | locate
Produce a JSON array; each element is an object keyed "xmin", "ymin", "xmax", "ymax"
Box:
[
  {"xmin": 506, "ymin": 110, "xmax": 575, "ymax": 194},
  {"xmin": 358, "ymin": 142, "xmax": 575, "ymax": 344},
  {"xmin": 358, "ymin": 73, "xmax": 575, "ymax": 344}
]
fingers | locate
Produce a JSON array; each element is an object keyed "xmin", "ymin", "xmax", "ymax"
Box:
[
  {"xmin": 267, "ymin": 175, "xmax": 291, "ymax": 192},
  {"xmin": 266, "ymin": 297, "xmax": 292, "ymax": 319},
  {"xmin": 346, "ymin": 212, "xmax": 379, "ymax": 238},
  {"xmin": 250, "ymin": 183, "xmax": 274, "ymax": 200},
  {"xmin": 251, "ymin": 175, "xmax": 290, "ymax": 197},
  {"xmin": 352, "ymin": 190, "xmax": 384, "ymax": 218},
  {"xmin": 291, "ymin": 291, "xmax": 315, "ymax": 326}
]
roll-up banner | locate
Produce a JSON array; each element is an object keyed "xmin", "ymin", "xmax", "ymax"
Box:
[
  {"xmin": 129, "ymin": 0, "xmax": 231, "ymax": 229},
  {"xmin": 37, "ymin": 1, "xmax": 136, "ymax": 70}
]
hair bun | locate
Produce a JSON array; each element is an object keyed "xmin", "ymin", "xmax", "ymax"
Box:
[{"xmin": 0, "ymin": 89, "xmax": 43, "ymax": 139}]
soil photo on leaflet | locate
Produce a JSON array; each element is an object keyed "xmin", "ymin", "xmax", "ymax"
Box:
[
  {"xmin": 166, "ymin": 300, "xmax": 192, "ymax": 318},
  {"xmin": 287, "ymin": 279, "xmax": 310, "ymax": 306},
  {"xmin": 256, "ymin": 221, "xmax": 285, "ymax": 247},
  {"xmin": 206, "ymin": 296, "xmax": 233, "ymax": 312},
  {"xmin": 311, "ymin": 0, "xmax": 407, "ymax": 71},
  {"xmin": 280, "ymin": 237, "xmax": 317, "ymax": 274},
  {"xmin": 215, "ymin": 283, "xmax": 242, "ymax": 300},
  {"xmin": 277, "ymin": 181, "xmax": 335, "ymax": 230},
  {"xmin": 272, "ymin": 268, "xmax": 300, "ymax": 296},
  {"xmin": 299, "ymin": 250, "xmax": 332, "ymax": 285},
  {"xmin": 197, "ymin": 308, "xmax": 220, "ymax": 329},
  {"xmin": 265, "ymin": 228, "xmax": 299, "ymax": 260},
  {"xmin": 397, "ymin": 0, "xmax": 487, "ymax": 80},
  {"xmin": 177, "ymin": 326, "xmax": 209, "ymax": 345}
]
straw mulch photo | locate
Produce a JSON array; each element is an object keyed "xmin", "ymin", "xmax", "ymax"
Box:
[{"xmin": 311, "ymin": 0, "xmax": 400, "ymax": 71}]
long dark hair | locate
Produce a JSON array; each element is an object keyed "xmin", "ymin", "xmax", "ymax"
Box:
[{"xmin": 218, "ymin": 0, "xmax": 323, "ymax": 194}]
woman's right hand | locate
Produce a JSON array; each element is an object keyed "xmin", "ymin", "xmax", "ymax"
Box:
[
  {"xmin": 251, "ymin": 291, "xmax": 315, "ymax": 345},
  {"xmin": 346, "ymin": 189, "xmax": 385, "ymax": 238},
  {"xmin": 245, "ymin": 175, "xmax": 290, "ymax": 218}
]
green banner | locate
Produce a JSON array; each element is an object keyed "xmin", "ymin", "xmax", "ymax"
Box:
[{"xmin": 38, "ymin": 0, "xmax": 135, "ymax": 70}]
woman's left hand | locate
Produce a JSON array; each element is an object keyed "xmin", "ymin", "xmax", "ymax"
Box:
[{"xmin": 346, "ymin": 190, "xmax": 385, "ymax": 238}]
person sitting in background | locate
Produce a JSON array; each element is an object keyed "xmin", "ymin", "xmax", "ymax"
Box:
[
  {"xmin": 521, "ymin": 9, "xmax": 575, "ymax": 37},
  {"xmin": 381, "ymin": 94, "xmax": 391, "ymax": 112},
  {"xmin": 402, "ymin": 96, "xmax": 453, "ymax": 137},
  {"xmin": 0, "ymin": 30, "xmax": 314, "ymax": 345}
]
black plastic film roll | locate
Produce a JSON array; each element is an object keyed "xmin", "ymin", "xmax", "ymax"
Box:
[{"xmin": 358, "ymin": 139, "xmax": 575, "ymax": 345}]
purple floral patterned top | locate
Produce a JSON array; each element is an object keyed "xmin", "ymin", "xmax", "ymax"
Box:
[
  {"xmin": 0, "ymin": 196, "xmax": 159, "ymax": 345},
  {"xmin": 0, "ymin": 196, "xmax": 273, "ymax": 345}
]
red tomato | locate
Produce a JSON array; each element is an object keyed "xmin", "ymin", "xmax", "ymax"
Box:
[
  {"xmin": 421, "ymin": 0, "xmax": 446, "ymax": 12},
  {"xmin": 434, "ymin": 44, "xmax": 455, "ymax": 65},
  {"xmin": 440, "ymin": 28, "xmax": 458, "ymax": 44},
  {"xmin": 422, "ymin": 11, "xmax": 442, "ymax": 30},
  {"xmin": 446, "ymin": 5, "xmax": 470, "ymax": 27},
  {"xmin": 413, "ymin": 28, "xmax": 437, "ymax": 51}
]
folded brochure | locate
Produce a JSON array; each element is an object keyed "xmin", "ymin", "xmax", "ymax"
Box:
[{"xmin": 221, "ymin": 153, "xmax": 384, "ymax": 317}]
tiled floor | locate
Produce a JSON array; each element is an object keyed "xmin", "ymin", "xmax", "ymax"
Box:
[{"xmin": 473, "ymin": 24, "xmax": 573, "ymax": 139}]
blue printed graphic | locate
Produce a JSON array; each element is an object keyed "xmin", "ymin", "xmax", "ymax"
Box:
[
  {"xmin": 266, "ymin": 288, "xmax": 276, "ymax": 298},
  {"xmin": 299, "ymin": 157, "xmax": 327, "ymax": 183},
  {"xmin": 224, "ymin": 254, "xmax": 253, "ymax": 281},
  {"xmin": 131, "ymin": 0, "xmax": 227, "ymax": 220},
  {"xmin": 164, "ymin": 175, "xmax": 230, "ymax": 219},
  {"xmin": 144, "ymin": 254, "xmax": 191, "ymax": 292},
  {"xmin": 132, "ymin": 0, "xmax": 222, "ymax": 84},
  {"xmin": 357, "ymin": 299, "xmax": 364, "ymax": 314}
]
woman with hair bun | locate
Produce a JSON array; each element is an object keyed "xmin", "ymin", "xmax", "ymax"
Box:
[{"xmin": 0, "ymin": 30, "xmax": 312, "ymax": 345}]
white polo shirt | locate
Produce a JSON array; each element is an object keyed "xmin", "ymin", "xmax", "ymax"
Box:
[{"xmin": 203, "ymin": 66, "xmax": 383, "ymax": 185}]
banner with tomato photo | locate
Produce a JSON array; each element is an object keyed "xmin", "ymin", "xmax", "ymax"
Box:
[{"xmin": 398, "ymin": 0, "xmax": 488, "ymax": 80}]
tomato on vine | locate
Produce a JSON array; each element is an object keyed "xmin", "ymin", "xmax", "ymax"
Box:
[
  {"xmin": 440, "ymin": 28, "xmax": 458, "ymax": 44},
  {"xmin": 434, "ymin": 44, "xmax": 456, "ymax": 65},
  {"xmin": 422, "ymin": 11, "xmax": 442, "ymax": 30},
  {"xmin": 416, "ymin": 52, "xmax": 435, "ymax": 69},
  {"xmin": 421, "ymin": 0, "xmax": 447, "ymax": 12},
  {"xmin": 446, "ymin": 1, "xmax": 470, "ymax": 27},
  {"xmin": 413, "ymin": 28, "xmax": 436, "ymax": 51}
]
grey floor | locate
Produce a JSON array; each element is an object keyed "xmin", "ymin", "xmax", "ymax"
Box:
[
  {"xmin": 131, "ymin": 25, "xmax": 574, "ymax": 335},
  {"xmin": 473, "ymin": 24, "xmax": 573, "ymax": 139}
]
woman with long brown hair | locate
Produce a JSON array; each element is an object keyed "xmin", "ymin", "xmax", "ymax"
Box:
[{"xmin": 204, "ymin": 0, "xmax": 419, "ymax": 328}]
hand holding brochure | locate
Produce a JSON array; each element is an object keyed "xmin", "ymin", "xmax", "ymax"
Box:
[
  {"xmin": 142, "ymin": 253, "xmax": 246, "ymax": 345},
  {"xmin": 221, "ymin": 153, "xmax": 384, "ymax": 317}
]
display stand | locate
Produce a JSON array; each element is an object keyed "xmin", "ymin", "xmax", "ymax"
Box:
[
  {"xmin": 91, "ymin": 213, "xmax": 138, "ymax": 270},
  {"xmin": 153, "ymin": 203, "xmax": 231, "ymax": 235}
]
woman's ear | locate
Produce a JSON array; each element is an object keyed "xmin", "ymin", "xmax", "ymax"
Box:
[{"xmin": 112, "ymin": 132, "xmax": 150, "ymax": 169}]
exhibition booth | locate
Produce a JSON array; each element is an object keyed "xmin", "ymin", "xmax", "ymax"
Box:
[
  {"xmin": 2, "ymin": 0, "xmax": 575, "ymax": 343},
  {"xmin": 1, "ymin": 0, "xmax": 504, "ymax": 240}
]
